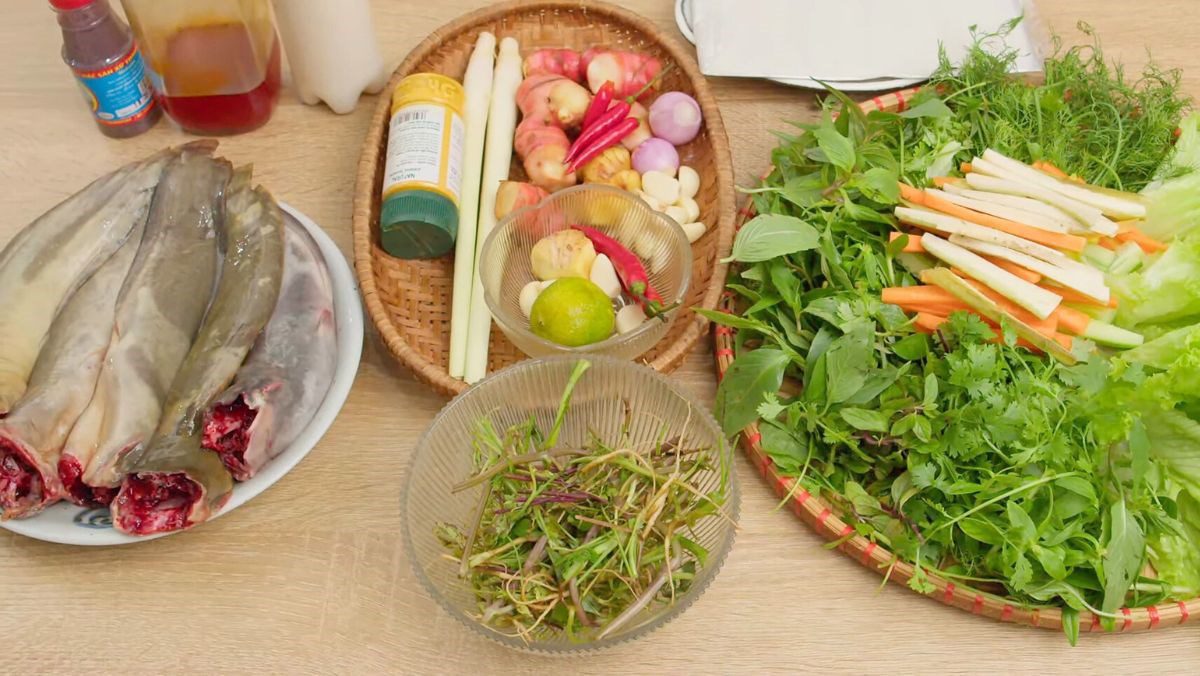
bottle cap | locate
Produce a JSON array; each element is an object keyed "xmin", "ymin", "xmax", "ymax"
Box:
[
  {"xmin": 49, "ymin": 0, "xmax": 94, "ymax": 10},
  {"xmin": 379, "ymin": 189, "xmax": 458, "ymax": 259}
]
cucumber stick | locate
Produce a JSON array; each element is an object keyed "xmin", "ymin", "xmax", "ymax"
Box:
[
  {"xmin": 947, "ymin": 235, "xmax": 1110, "ymax": 304},
  {"xmin": 918, "ymin": 234, "xmax": 1062, "ymax": 319},
  {"xmin": 921, "ymin": 267, "xmax": 1077, "ymax": 364}
]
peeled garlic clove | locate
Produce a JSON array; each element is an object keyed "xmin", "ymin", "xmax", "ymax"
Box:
[
  {"xmin": 616, "ymin": 303, "xmax": 648, "ymax": 334},
  {"xmin": 637, "ymin": 190, "xmax": 665, "ymax": 211},
  {"xmin": 589, "ymin": 254, "xmax": 622, "ymax": 299},
  {"xmin": 681, "ymin": 197, "xmax": 700, "ymax": 222},
  {"xmin": 519, "ymin": 281, "xmax": 542, "ymax": 317},
  {"xmin": 681, "ymin": 221, "xmax": 706, "ymax": 243},
  {"xmin": 642, "ymin": 171, "xmax": 681, "ymax": 206},
  {"xmin": 664, "ymin": 205, "xmax": 688, "ymax": 224},
  {"xmin": 678, "ymin": 166, "xmax": 700, "ymax": 199}
]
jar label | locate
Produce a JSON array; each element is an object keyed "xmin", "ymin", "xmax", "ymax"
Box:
[
  {"xmin": 382, "ymin": 103, "xmax": 465, "ymax": 205},
  {"xmin": 71, "ymin": 46, "xmax": 157, "ymax": 126}
]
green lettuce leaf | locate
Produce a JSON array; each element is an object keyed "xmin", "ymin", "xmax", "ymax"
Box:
[
  {"xmin": 1140, "ymin": 408, "xmax": 1200, "ymax": 597},
  {"xmin": 1112, "ymin": 232, "xmax": 1200, "ymax": 327},
  {"xmin": 1146, "ymin": 112, "xmax": 1200, "ymax": 188},
  {"xmin": 1139, "ymin": 172, "xmax": 1200, "ymax": 241}
]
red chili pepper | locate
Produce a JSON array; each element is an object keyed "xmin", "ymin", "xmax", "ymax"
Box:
[
  {"xmin": 566, "ymin": 117, "xmax": 639, "ymax": 174},
  {"xmin": 570, "ymin": 224, "xmax": 677, "ymax": 319},
  {"xmin": 564, "ymin": 100, "xmax": 631, "ymax": 165},
  {"xmin": 581, "ymin": 81, "xmax": 615, "ymax": 130}
]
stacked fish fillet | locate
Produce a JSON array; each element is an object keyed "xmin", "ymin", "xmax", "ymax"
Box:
[{"xmin": 0, "ymin": 142, "xmax": 338, "ymax": 536}]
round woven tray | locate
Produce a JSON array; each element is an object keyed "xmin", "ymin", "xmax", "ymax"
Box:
[
  {"xmin": 353, "ymin": 0, "xmax": 736, "ymax": 397},
  {"xmin": 715, "ymin": 87, "xmax": 1200, "ymax": 633}
]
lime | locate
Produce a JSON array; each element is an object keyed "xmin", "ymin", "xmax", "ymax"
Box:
[{"xmin": 529, "ymin": 278, "xmax": 615, "ymax": 346}]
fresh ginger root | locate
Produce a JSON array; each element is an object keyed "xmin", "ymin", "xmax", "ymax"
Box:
[
  {"xmin": 495, "ymin": 181, "xmax": 550, "ymax": 220},
  {"xmin": 622, "ymin": 101, "xmax": 652, "ymax": 150},
  {"xmin": 580, "ymin": 146, "xmax": 632, "ymax": 185},
  {"xmin": 522, "ymin": 48, "xmax": 584, "ymax": 82},
  {"xmin": 515, "ymin": 118, "xmax": 577, "ymax": 192},
  {"xmin": 516, "ymin": 74, "xmax": 592, "ymax": 129},
  {"xmin": 583, "ymin": 49, "xmax": 663, "ymax": 102}
]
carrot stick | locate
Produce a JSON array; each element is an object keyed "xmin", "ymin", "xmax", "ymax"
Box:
[
  {"xmin": 897, "ymin": 183, "xmax": 1088, "ymax": 252},
  {"xmin": 889, "ymin": 232, "xmax": 925, "ymax": 253},
  {"xmin": 882, "ymin": 286, "xmax": 956, "ymax": 306},
  {"xmin": 981, "ymin": 256, "xmax": 1042, "ymax": 284},
  {"xmin": 899, "ymin": 301, "xmax": 969, "ymax": 316},
  {"xmin": 913, "ymin": 312, "xmax": 948, "ymax": 333},
  {"xmin": 1115, "ymin": 228, "xmax": 1168, "ymax": 253},
  {"xmin": 1033, "ymin": 161, "xmax": 1067, "ymax": 178},
  {"xmin": 1053, "ymin": 305, "xmax": 1092, "ymax": 336},
  {"xmin": 1053, "ymin": 333, "xmax": 1076, "ymax": 351},
  {"xmin": 1041, "ymin": 284, "xmax": 1119, "ymax": 309},
  {"xmin": 960, "ymin": 162, "xmax": 974, "ymax": 174},
  {"xmin": 1097, "ymin": 237, "xmax": 1120, "ymax": 251},
  {"xmin": 887, "ymin": 283, "xmax": 1058, "ymax": 337},
  {"xmin": 931, "ymin": 176, "xmax": 961, "ymax": 188}
]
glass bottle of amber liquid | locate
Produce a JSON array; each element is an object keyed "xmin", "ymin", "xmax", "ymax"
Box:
[{"xmin": 119, "ymin": 0, "xmax": 281, "ymax": 135}]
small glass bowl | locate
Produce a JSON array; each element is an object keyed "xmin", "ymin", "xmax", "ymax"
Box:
[
  {"xmin": 402, "ymin": 355, "xmax": 739, "ymax": 653},
  {"xmin": 478, "ymin": 184, "xmax": 692, "ymax": 360}
]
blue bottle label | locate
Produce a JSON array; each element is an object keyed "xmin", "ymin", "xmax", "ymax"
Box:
[{"xmin": 72, "ymin": 46, "xmax": 157, "ymax": 126}]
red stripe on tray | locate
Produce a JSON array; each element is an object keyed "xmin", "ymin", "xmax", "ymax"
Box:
[
  {"xmin": 870, "ymin": 95, "xmax": 884, "ymax": 110},
  {"xmin": 738, "ymin": 206, "xmax": 755, "ymax": 219},
  {"xmin": 715, "ymin": 347, "xmax": 734, "ymax": 359},
  {"xmin": 1000, "ymin": 604, "xmax": 1014, "ymax": 622},
  {"xmin": 794, "ymin": 489, "xmax": 811, "ymax": 506},
  {"xmin": 861, "ymin": 541, "xmax": 877, "ymax": 565},
  {"xmin": 714, "ymin": 325, "xmax": 733, "ymax": 337},
  {"xmin": 895, "ymin": 90, "xmax": 909, "ymax": 111},
  {"xmin": 838, "ymin": 523, "xmax": 854, "ymax": 537},
  {"xmin": 815, "ymin": 507, "xmax": 832, "ymax": 528},
  {"xmin": 746, "ymin": 431, "xmax": 762, "ymax": 446},
  {"xmin": 971, "ymin": 594, "xmax": 984, "ymax": 615},
  {"xmin": 1147, "ymin": 605, "xmax": 1160, "ymax": 629},
  {"xmin": 1121, "ymin": 607, "xmax": 1133, "ymax": 631},
  {"xmin": 942, "ymin": 583, "xmax": 956, "ymax": 603},
  {"xmin": 1180, "ymin": 601, "xmax": 1191, "ymax": 624},
  {"xmin": 1030, "ymin": 609, "xmax": 1041, "ymax": 628}
]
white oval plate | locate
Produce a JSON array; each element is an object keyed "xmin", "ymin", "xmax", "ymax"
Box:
[
  {"xmin": 0, "ymin": 202, "xmax": 363, "ymax": 546},
  {"xmin": 674, "ymin": 0, "xmax": 926, "ymax": 92}
]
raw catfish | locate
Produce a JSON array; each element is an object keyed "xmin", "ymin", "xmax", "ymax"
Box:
[
  {"xmin": 58, "ymin": 146, "xmax": 232, "ymax": 505},
  {"xmin": 0, "ymin": 214, "xmax": 146, "ymax": 519},
  {"xmin": 112, "ymin": 170, "xmax": 285, "ymax": 535},
  {"xmin": 202, "ymin": 213, "xmax": 338, "ymax": 481},
  {"xmin": 0, "ymin": 145, "xmax": 186, "ymax": 414}
]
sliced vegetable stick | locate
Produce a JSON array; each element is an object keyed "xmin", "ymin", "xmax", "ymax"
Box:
[
  {"xmin": 913, "ymin": 311, "xmax": 949, "ymax": 333},
  {"xmin": 931, "ymin": 176, "xmax": 962, "ymax": 188},
  {"xmin": 960, "ymin": 162, "xmax": 974, "ymax": 174},
  {"xmin": 947, "ymin": 235, "xmax": 1110, "ymax": 304},
  {"xmin": 1053, "ymin": 305, "xmax": 1091, "ymax": 335},
  {"xmin": 917, "ymin": 233, "xmax": 1061, "ymax": 319},
  {"xmin": 927, "ymin": 188, "xmax": 1070, "ymax": 234},
  {"xmin": 1041, "ymin": 283, "xmax": 1119, "ymax": 309},
  {"xmin": 889, "ymin": 231, "xmax": 925, "ymax": 253},
  {"xmin": 982, "ymin": 149, "xmax": 1146, "ymax": 220},
  {"xmin": 942, "ymin": 184, "xmax": 1087, "ymax": 233},
  {"xmin": 967, "ymin": 159, "xmax": 1120, "ymax": 235},
  {"xmin": 1097, "ymin": 237, "xmax": 1120, "ymax": 251},
  {"xmin": 1115, "ymin": 228, "xmax": 1168, "ymax": 253},
  {"xmin": 896, "ymin": 188, "xmax": 1088, "ymax": 252},
  {"xmin": 1033, "ymin": 161, "xmax": 1068, "ymax": 179},
  {"xmin": 911, "ymin": 311, "xmax": 1046, "ymax": 353},
  {"xmin": 1053, "ymin": 333, "xmax": 1076, "ymax": 351},
  {"xmin": 921, "ymin": 267, "xmax": 1076, "ymax": 363},
  {"xmin": 882, "ymin": 285, "xmax": 957, "ymax": 307},
  {"xmin": 956, "ymin": 279, "xmax": 1060, "ymax": 337},
  {"xmin": 982, "ymin": 257, "xmax": 1042, "ymax": 284}
]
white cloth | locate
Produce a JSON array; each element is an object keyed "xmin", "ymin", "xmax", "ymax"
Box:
[{"xmin": 691, "ymin": 0, "xmax": 1045, "ymax": 82}]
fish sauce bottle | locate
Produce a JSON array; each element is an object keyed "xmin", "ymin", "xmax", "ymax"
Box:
[{"xmin": 50, "ymin": 0, "xmax": 160, "ymax": 138}]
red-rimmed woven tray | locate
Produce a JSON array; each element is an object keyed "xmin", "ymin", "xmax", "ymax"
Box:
[{"xmin": 714, "ymin": 87, "xmax": 1200, "ymax": 633}]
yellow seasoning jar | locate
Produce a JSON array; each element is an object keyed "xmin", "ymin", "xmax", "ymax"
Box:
[{"xmin": 380, "ymin": 73, "xmax": 465, "ymax": 258}]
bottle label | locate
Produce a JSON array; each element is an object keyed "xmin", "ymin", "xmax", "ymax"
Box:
[
  {"xmin": 382, "ymin": 103, "xmax": 465, "ymax": 205},
  {"xmin": 71, "ymin": 46, "xmax": 157, "ymax": 126}
]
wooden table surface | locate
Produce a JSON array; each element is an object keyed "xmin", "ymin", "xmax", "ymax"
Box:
[{"xmin": 2, "ymin": 0, "xmax": 1197, "ymax": 672}]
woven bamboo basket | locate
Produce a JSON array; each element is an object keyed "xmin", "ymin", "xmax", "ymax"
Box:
[
  {"xmin": 715, "ymin": 87, "xmax": 1200, "ymax": 633},
  {"xmin": 353, "ymin": 0, "xmax": 735, "ymax": 397}
]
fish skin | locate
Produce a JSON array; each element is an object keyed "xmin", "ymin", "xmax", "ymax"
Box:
[
  {"xmin": 203, "ymin": 213, "xmax": 338, "ymax": 481},
  {"xmin": 0, "ymin": 213, "xmax": 147, "ymax": 519},
  {"xmin": 0, "ymin": 151, "xmax": 173, "ymax": 414},
  {"xmin": 65, "ymin": 146, "xmax": 232, "ymax": 492},
  {"xmin": 112, "ymin": 169, "xmax": 285, "ymax": 535}
]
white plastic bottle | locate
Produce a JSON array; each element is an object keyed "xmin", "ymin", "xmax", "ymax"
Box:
[{"xmin": 271, "ymin": 0, "xmax": 389, "ymax": 114}]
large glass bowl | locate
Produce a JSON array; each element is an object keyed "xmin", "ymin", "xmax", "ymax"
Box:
[
  {"xmin": 402, "ymin": 355, "xmax": 739, "ymax": 653},
  {"xmin": 478, "ymin": 184, "xmax": 692, "ymax": 361}
]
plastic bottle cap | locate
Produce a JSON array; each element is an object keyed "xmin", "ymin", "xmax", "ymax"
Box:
[
  {"xmin": 379, "ymin": 189, "xmax": 458, "ymax": 259},
  {"xmin": 49, "ymin": 0, "xmax": 94, "ymax": 9}
]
